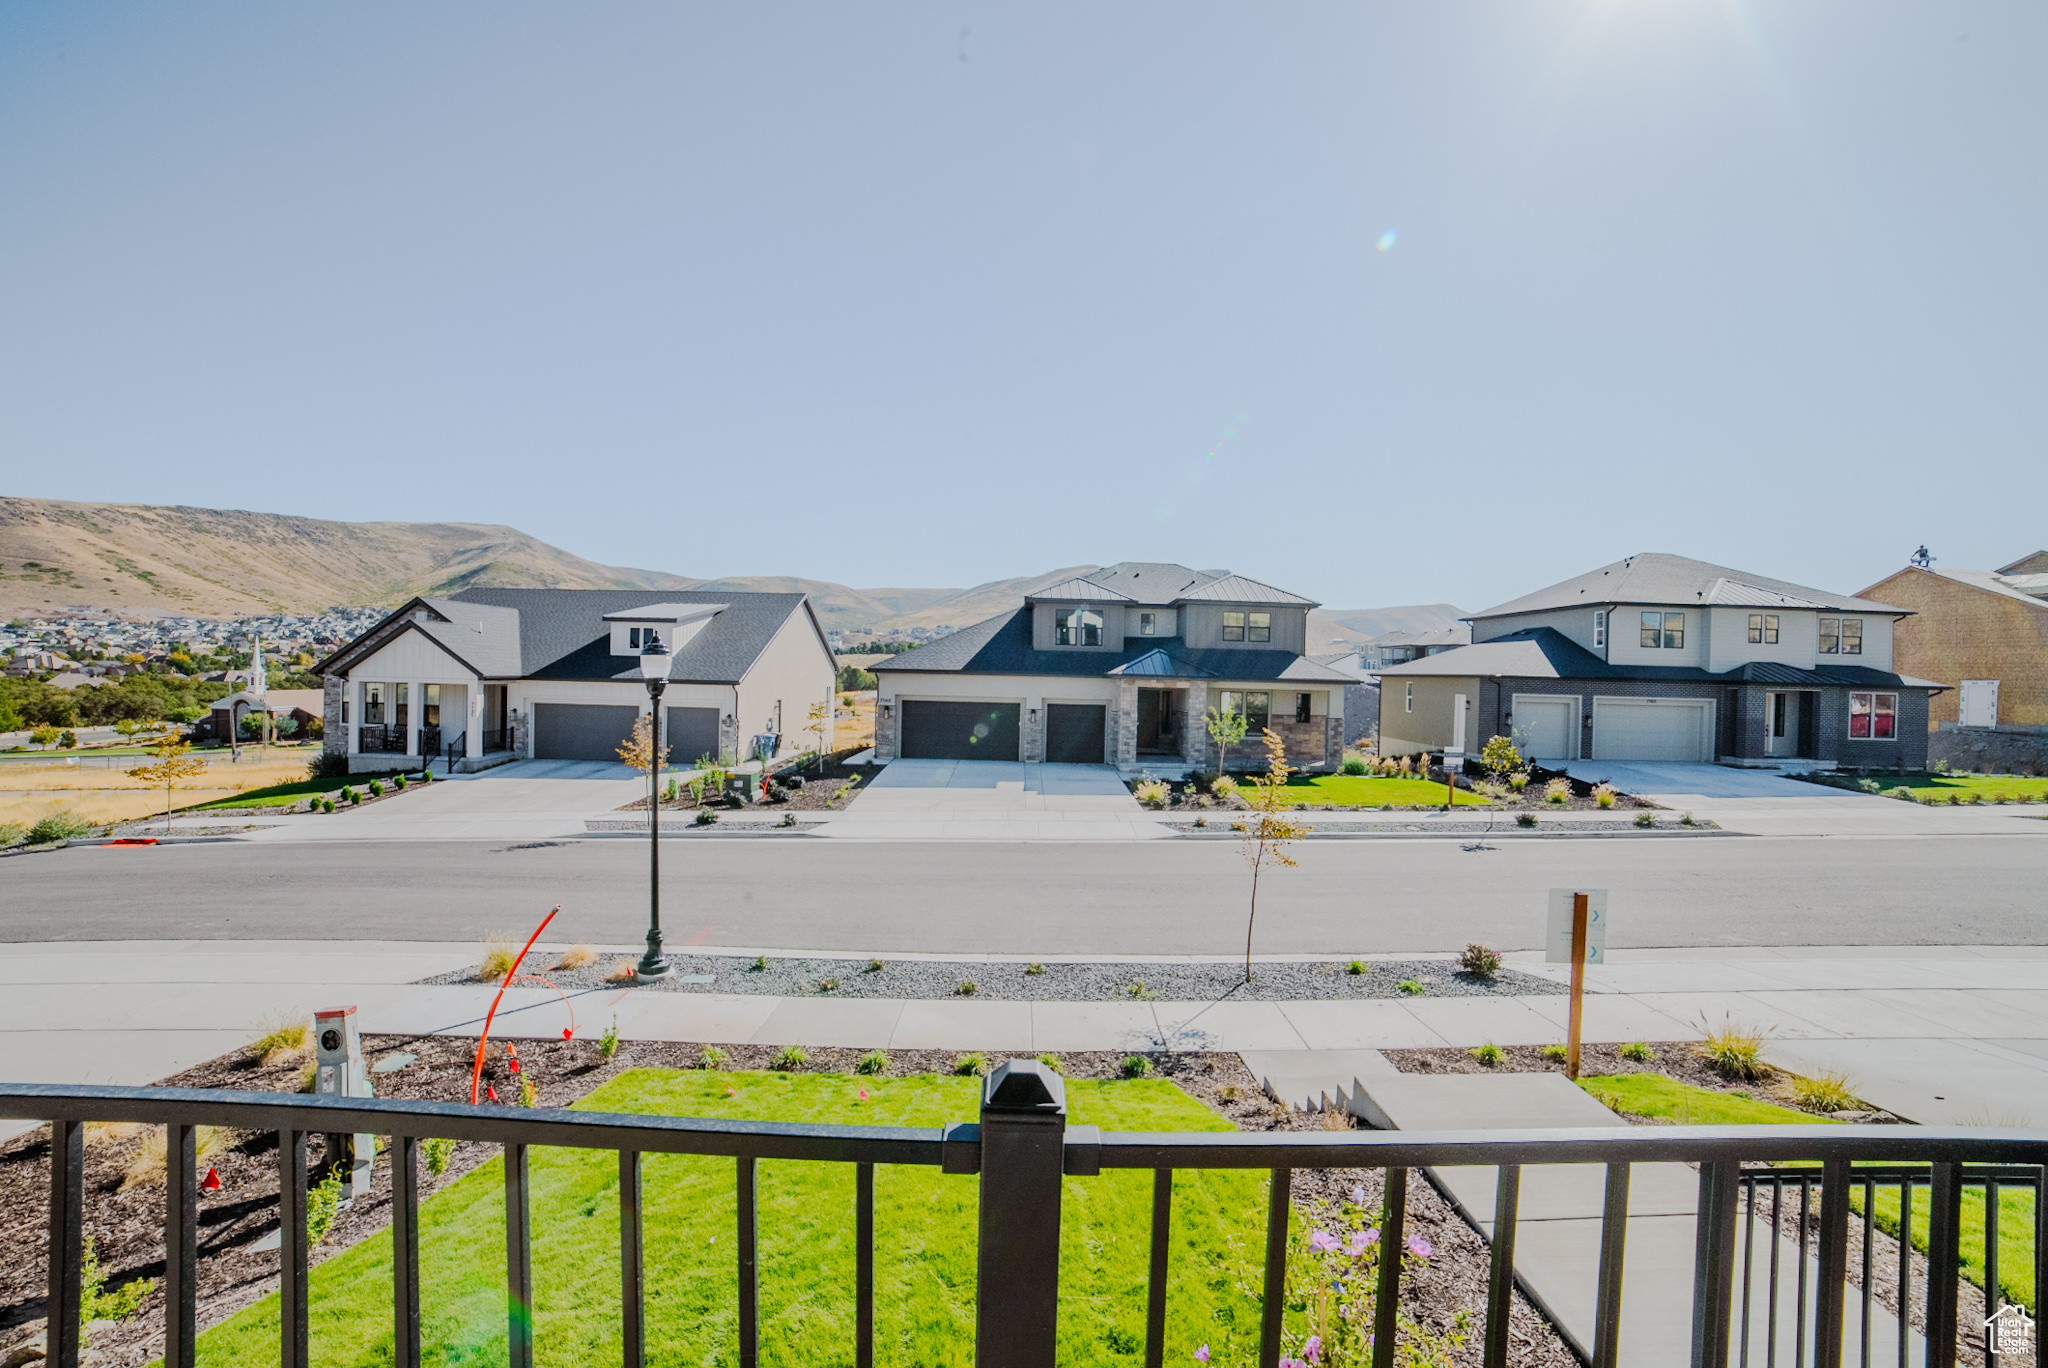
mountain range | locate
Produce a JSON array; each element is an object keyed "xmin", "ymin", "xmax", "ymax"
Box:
[{"xmin": 0, "ymin": 497, "xmax": 1463, "ymax": 640}]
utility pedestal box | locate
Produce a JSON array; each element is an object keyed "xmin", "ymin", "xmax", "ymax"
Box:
[{"xmin": 313, "ymin": 1005, "xmax": 375, "ymax": 1200}]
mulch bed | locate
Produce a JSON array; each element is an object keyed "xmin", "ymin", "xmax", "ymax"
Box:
[
  {"xmin": 617, "ymin": 755, "xmax": 878, "ymax": 814},
  {"xmin": 0, "ymin": 1038, "xmax": 1577, "ymax": 1368}
]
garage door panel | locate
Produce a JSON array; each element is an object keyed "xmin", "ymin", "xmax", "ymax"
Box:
[
  {"xmin": 666, "ymin": 707, "xmax": 721, "ymax": 767},
  {"xmin": 899, "ymin": 701, "xmax": 1021, "ymax": 761},
  {"xmin": 1592, "ymin": 699, "xmax": 1712, "ymax": 763},
  {"xmin": 533, "ymin": 703, "xmax": 641, "ymax": 762},
  {"xmin": 1045, "ymin": 704, "xmax": 1107, "ymax": 764},
  {"xmin": 1512, "ymin": 695, "xmax": 1575, "ymax": 761}
]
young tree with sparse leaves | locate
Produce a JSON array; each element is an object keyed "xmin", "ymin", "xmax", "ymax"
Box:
[
  {"xmin": 805, "ymin": 697, "xmax": 831, "ymax": 774},
  {"xmin": 1205, "ymin": 702, "xmax": 1250, "ymax": 775},
  {"xmin": 616, "ymin": 714, "xmax": 657, "ymax": 773},
  {"xmin": 1236, "ymin": 729, "xmax": 1306, "ymax": 982},
  {"xmin": 129, "ymin": 733, "xmax": 209, "ymax": 836}
]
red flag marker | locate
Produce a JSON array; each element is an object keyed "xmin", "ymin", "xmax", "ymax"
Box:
[{"xmin": 201, "ymin": 1166, "xmax": 221, "ymax": 1192}]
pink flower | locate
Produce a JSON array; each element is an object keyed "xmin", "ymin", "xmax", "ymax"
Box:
[
  {"xmin": 1304, "ymin": 1333, "xmax": 1323, "ymax": 1363},
  {"xmin": 1349, "ymin": 1228, "xmax": 1378, "ymax": 1255},
  {"xmin": 857, "ymin": 1088, "xmax": 870, "ymax": 1101},
  {"xmin": 1193, "ymin": 1348, "xmax": 1210, "ymax": 1364},
  {"xmin": 1405, "ymin": 1234, "xmax": 1433, "ymax": 1260},
  {"xmin": 1309, "ymin": 1229, "xmax": 1339, "ymax": 1253},
  {"xmin": 1349, "ymin": 1184, "xmax": 1366, "ymax": 1205}
]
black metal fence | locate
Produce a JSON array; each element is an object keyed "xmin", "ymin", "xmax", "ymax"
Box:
[
  {"xmin": 355, "ymin": 726, "xmax": 408, "ymax": 755},
  {"xmin": 4, "ymin": 1070, "xmax": 2043, "ymax": 1368}
]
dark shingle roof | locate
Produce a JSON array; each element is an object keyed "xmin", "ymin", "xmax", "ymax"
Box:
[
  {"xmin": 1475, "ymin": 553, "xmax": 1906, "ymax": 619},
  {"xmin": 1377, "ymin": 627, "xmax": 1943, "ymax": 690},
  {"xmin": 872, "ymin": 608, "xmax": 1355, "ymax": 684}
]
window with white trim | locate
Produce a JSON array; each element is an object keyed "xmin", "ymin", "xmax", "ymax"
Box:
[
  {"xmin": 1848, "ymin": 691, "xmax": 1896, "ymax": 739},
  {"xmin": 1593, "ymin": 610, "xmax": 1606, "ymax": 649},
  {"xmin": 1748, "ymin": 613, "xmax": 1779, "ymax": 645},
  {"xmin": 1055, "ymin": 607, "xmax": 1103, "ymax": 646}
]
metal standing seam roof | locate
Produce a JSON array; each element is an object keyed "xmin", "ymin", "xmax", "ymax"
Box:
[
  {"xmin": 870, "ymin": 607, "xmax": 1357, "ymax": 684},
  {"xmin": 315, "ymin": 589, "xmax": 818, "ymax": 685},
  {"xmin": 1027, "ymin": 576, "xmax": 1136, "ymax": 602},
  {"xmin": 1916, "ymin": 566, "xmax": 2048, "ymax": 611},
  {"xmin": 1172, "ymin": 573, "xmax": 1317, "ymax": 606},
  {"xmin": 1020, "ymin": 562, "xmax": 1316, "ymax": 607},
  {"xmin": 1374, "ymin": 627, "xmax": 1944, "ymax": 690},
  {"xmin": 1474, "ymin": 553, "xmax": 1908, "ymax": 619}
]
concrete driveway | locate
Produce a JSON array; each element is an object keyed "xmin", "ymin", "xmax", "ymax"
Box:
[
  {"xmin": 245, "ymin": 758, "xmax": 647, "ymax": 843},
  {"xmin": 1561, "ymin": 760, "xmax": 2048, "ymax": 837},
  {"xmin": 818, "ymin": 758, "xmax": 1167, "ymax": 840}
]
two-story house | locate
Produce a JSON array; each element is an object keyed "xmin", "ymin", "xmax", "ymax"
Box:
[
  {"xmin": 1377, "ymin": 554, "xmax": 1943, "ymax": 771},
  {"xmin": 869, "ymin": 563, "xmax": 1357, "ymax": 770}
]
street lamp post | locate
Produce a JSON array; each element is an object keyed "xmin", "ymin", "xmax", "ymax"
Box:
[{"xmin": 637, "ymin": 633, "xmax": 674, "ymax": 979}]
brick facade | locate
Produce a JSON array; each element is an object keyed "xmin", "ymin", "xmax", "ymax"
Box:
[{"xmin": 1860, "ymin": 566, "xmax": 2048, "ymax": 729}]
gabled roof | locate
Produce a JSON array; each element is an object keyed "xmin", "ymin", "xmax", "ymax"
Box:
[
  {"xmin": 1027, "ymin": 576, "xmax": 1135, "ymax": 603},
  {"xmin": 870, "ymin": 607, "xmax": 1356, "ymax": 684},
  {"xmin": 1074, "ymin": 562, "xmax": 1223, "ymax": 600},
  {"xmin": 1914, "ymin": 566, "xmax": 2048, "ymax": 610},
  {"xmin": 1018, "ymin": 561, "xmax": 1316, "ymax": 607},
  {"xmin": 1376, "ymin": 627, "xmax": 1946, "ymax": 691},
  {"xmin": 1702, "ymin": 578, "xmax": 1826, "ymax": 610},
  {"xmin": 1475, "ymin": 554, "xmax": 1906, "ymax": 620},
  {"xmin": 1107, "ymin": 649, "xmax": 1215, "ymax": 678},
  {"xmin": 1998, "ymin": 551, "xmax": 2048, "ymax": 575},
  {"xmin": 1173, "ymin": 573, "xmax": 1316, "ymax": 606},
  {"xmin": 316, "ymin": 589, "xmax": 820, "ymax": 684}
]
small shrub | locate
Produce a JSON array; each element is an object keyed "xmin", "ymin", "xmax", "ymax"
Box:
[
  {"xmin": 1340, "ymin": 752, "xmax": 1368, "ymax": 776},
  {"xmin": 770, "ymin": 1045, "xmax": 807, "ymax": 1072},
  {"xmin": 554, "ymin": 944, "xmax": 597, "ymax": 971},
  {"xmin": 1192, "ymin": 816, "xmax": 1207, "ymax": 828},
  {"xmin": 306, "ymin": 1169, "xmax": 345, "ymax": 1245},
  {"xmin": 1212, "ymin": 775, "xmax": 1239, "ymax": 798},
  {"xmin": 1480, "ymin": 735, "xmax": 1522, "ymax": 774},
  {"xmin": 367, "ymin": 779, "xmax": 384, "ymax": 798},
  {"xmin": 1887, "ymin": 786, "xmax": 1916, "ymax": 801},
  {"xmin": 423, "ymin": 1136, "xmax": 456, "ymax": 1176},
  {"xmin": 863, "ymin": 958, "xmax": 886, "ymax": 973},
  {"xmin": 1035, "ymin": 1052, "xmax": 1065, "ymax": 1074},
  {"xmin": 696, "ymin": 1045, "xmax": 729, "ymax": 1070},
  {"xmin": 695, "ymin": 808, "xmax": 719, "ymax": 825},
  {"xmin": 393, "ymin": 772, "xmax": 408, "ymax": 790},
  {"xmin": 598, "ymin": 1018, "xmax": 621, "ymax": 1061},
  {"xmin": 1696, "ymin": 1020, "xmax": 1768, "ymax": 1081},
  {"xmin": 1347, "ymin": 960, "xmax": 1366, "ymax": 975},
  {"xmin": 296, "ymin": 1063, "xmax": 316, "ymax": 1092},
  {"xmin": 344, "ymin": 787, "xmax": 361, "ymax": 805},
  {"xmin": 1618, "ymin": 1041, "xmax": 1656, "ymax": 1062},
  {"xmin": 1679, "ymin": 811, "xmax": 1699, "ymax": 827},
  {"xmin": 954, "ymin": 1052, "xmax": 990, "ymax": 1077},
  {"xmin": 602, "ymin": 958, "xmax": 638, "ymax": 984},
  {"xmin": 1509, "ymin": 770, "xmax": 1530, "ymax": 791},
  {"xmin": 26, "ymin": 808, "xmax": 95, "ymax": 844},
  {"xmin": 1469, "ymin": 1042, "xmax": 1504, "ymax": 1066},
  {"xmin": 1516, "ymin": 812, "xmax": 1538, "ymax": 828},
  {"xmin": 80, "ymin": 1234, "xmax": 154, "ymax": 1333},
  {"xmin": 478, "ymin": 935, "xmax": 519, "ymax": 982},
  {"xmin": 1592, "ymin": 782, "xmax": 1617, "ymax": 809},
  {"xmin": 320, "ymin": 797, "xmax": 335, "ymax": 813},
  {"xmin": 1024, "ymin": 963, "xmax": 1044, "ymax": 976},
  {"xmin": 954, "ymin": 979, "xmax": 979, "ymax": 996},
  {"xmin": 818, "ymin": 977, "xmax": 839, "ymax": 992},
  {"xmin": 1457, "ymin": 943, "xmax": 1502, "ymax": 978},
  {"xmin": 1545, "ymin": 777, "xmax": 1572, "ymax": 805},
  {"xmin": 249, "ymin": 1014, "xmax": 311, "ymax": 1067},
  {"xmin": 1119, "ymin": 1053, "xmax": 1151, "ymax": 1078},
  {"xmin": 1397, "ymin": 978, "xmax": 1425, "ymax": 996},
  {"xmin": 1634, "ymin": 810, "xmax": 1657, "ymax": 828},
  {"xmin": 1539, "ymin": 1042, "xmax": 1567, "ymax": 1061},
  {"xmin": 779, "ymin": 811, "xmax": 798, "ymax": 827},
  {"xmin": 1125, "ymin": 981, "xmax": 1151, "ymax": 999},
  {"xmin": 1133, "ymin": 779, "xmax": 1170, "ymax": 808},
  {"xmin": 750, "ymin": 955, "xmax": 768, "ymax": 971},
  {"xmin": 1790, "ymin": 1071, "xmax": 1860, "ymax": 1113},
  {"xmin": 517, "ymin": 1076, "xmax": 538, "ymax": 1108},
  {"xmin": 856, "ymin": 1050, "xmax": 890, "ymax": 1075},
  {"xmin": 308, "ymin": 751, "xmax": 351, "ymax": 779}
]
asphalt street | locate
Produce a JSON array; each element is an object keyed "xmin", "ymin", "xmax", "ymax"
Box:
[{"xmin": 4, "ymin": 833, "xmax": 2045, "ymax": 953}]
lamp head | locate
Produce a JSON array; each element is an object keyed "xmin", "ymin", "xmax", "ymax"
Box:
[{"xmin": 638, "ymin": 632, "xmax": 672, "ymax": 682}]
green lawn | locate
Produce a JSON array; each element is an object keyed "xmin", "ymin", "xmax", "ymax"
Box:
[
  {"xmin": 1257, "ymin": 774, "xmax": 1492, "ymax": 808},
  {"xmin": 1579, "ymin": 1075, "xmax": 2035, "ymax": 1310},
  {"xmin": 190, "ymin": 771, "xmax": 405, "ymax": 810},
  {"xmin": 1888, "ymin": 774, "xmax": 2048, "ymax": 803},
  {"xmin": 187, "ymin": 1070, "xmax": 1290, "ymax": 1367}
]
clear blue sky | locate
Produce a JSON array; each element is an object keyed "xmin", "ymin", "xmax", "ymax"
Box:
[{"xmin": 2, "ymin": 3, "xmax": 2040, "ymax": 610}]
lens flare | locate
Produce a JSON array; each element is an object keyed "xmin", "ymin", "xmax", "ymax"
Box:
[{"xmin": 1376, "ymin": 230, "xmax": 1398, "ymax": 253}]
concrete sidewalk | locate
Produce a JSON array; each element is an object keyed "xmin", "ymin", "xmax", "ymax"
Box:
[
  {"xmin": 4, "ymin": 940, "xmax": 2044, "ymax": 1140},
  {"xmin": 1561, "ymin": 761, "xmax": 2048, "ymax": 837},
  {"xmin": 815, "ymin": 758, "xmax": 1170, "ymax": 841},
  {"xmin": 239, "ymin": 759, "xmax": 648, "ymax": 843}
]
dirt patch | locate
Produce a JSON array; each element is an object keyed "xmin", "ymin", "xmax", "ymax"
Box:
[{"xmin": 0, "ymin": 1039, "xmax": 1578, "ymax": 1368}]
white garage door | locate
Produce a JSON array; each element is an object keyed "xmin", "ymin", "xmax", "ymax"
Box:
[
  {"xmin": 1592, "ymin": 698, "xmax": 1712, "ymax": 763},
  {"xmin": 1511, "ymin": 695, "xmax": 1576, "ymax": 761}
]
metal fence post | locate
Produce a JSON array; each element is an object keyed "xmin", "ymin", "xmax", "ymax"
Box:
[
  {"xmin": 47, "ymin": 1119, "xmax": 85, "ymax": 1368},
  {"xmin": 975, "ymin": 1059, "xmax": 1068, "ymax": 1368},
  {"xmin": 1691, "ymin": 1159, "xmax": 1740, "ymax": 1368}
]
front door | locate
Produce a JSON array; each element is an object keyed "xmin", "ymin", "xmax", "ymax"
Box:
[
  {"xmin": 1766, "ymin": 691, "xmax": 1801, "ymax": 757},
  {"xmin": 1135, "ymin": 689, "xmax": 1177, "ymax": 753}
]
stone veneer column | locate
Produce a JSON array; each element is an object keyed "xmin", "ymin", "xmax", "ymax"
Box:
[
  {"xmin": 1021, "ymin": 696, "xmax": 1045, "ymax": 763},
  {"xmin": 322, "ymin": 674, "xmax": 347, "ymax": 759},
  {"xmin": 1114, "ymin": 680, "xmax": 1139, "ymax": 768},
  {"xmin": 1181, "ymin": 681, "xmax": 1209, "ymax": 769},
  {"xmin": 873, "ymin": 692, "xmax": 896, "ymax": 760}
]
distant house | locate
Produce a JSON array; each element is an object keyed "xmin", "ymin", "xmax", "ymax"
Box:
[
  {"xmin": 870, "ymin": 562, "xmax": 1356, "ymax": 770},
  {"xmin": 195, "ymin": 689, "xmax": 325, "ymax": 742},
  {"xmin": 1379, "ymin": 553, "xmax": 1944, "ymax": 771},
  {"xmin": 1309, "ymin": 652, "xmax": 1380, "ymax": 749},
  {"xmin": 1859, "ymin": 552, "xmax": 2048, "ymax": 730},
  {"xmin": 315, "ymin": 590, "xmax": 834, "ymax": 774},
  {"xmin": 1362, "ymin": 626, "xmax": 1471, "ymax": 670}
]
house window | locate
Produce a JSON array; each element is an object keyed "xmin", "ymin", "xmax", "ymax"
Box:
[
  {"xmin": 1219, "ymin": 690, "xmax": 1270, "ymax": 730},
  {"xmin": 1222, "ymin": 611, "xmax": 1245, "ymax": 641},
  {"xmin": 1055, "ymin": 608, "xmax": 1102, "ymax": 646},
  {"xmin": 1639, "ymin": 611, "xmax": 1684, "ymax": 649},
  {"xmin": 1840, "ymin": 618, "xmax": 1861, "ymax": 654},
  {"xmin": 1139, "ymin": 612, "xmax": 1157, "ymax": 636},
  {"xmin": 361, "ymin": 682, "xmax": 386, "ymax": 725},
  {"xmin": 628, "ymin": 627, "xmax": 641, "ymax": 649},
  {"xmin": 1404, "ymin": 682, "xmax": 1414, "ymax": 713},
  {"xmin": 1848, "ymin": 692, "xmax": 1896, "ymax": 740},
  {"xmin": 1593, "ymin": 611, "xmax": 1606, "ymax": 649},
  {"xmin": 341, "ymin": 696, "xmax": 351, "ymax": 724},
  {"xmin": 423, "ymin": 683, "xmax": 441, "ymax": 728},
  {"xmin": 1294, "ymin": 692, "xmax": 1312, "ymax": 723},
  {"xmin": 1248, "ymin": 612, "xmax": 1271, "ymax": 643},
  {"xmin": 1819, "ymin": 617, "xmax": 1862, "ymax": 655},
  {"xmin": 1748, "ymin": 614, "xmax": 1779, "ymax": 645}
]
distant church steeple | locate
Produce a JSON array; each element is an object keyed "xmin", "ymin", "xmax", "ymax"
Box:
[{"xmin": 250, "ymin": 632, "xmax": 268, "ymax": 695}]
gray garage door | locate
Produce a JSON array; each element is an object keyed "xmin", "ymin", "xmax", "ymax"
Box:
[
  {"xmin": 1045, "ymin": 704, "xmax": 1106, "ymax": 764},
  {"xmin": 899, "ymin": 701, "xmax": 1021, "ymax": 761},
  {"xmin": 666, "ymin": 707, "xmax": 722, "ymax": 767},
  {"xmin": 533, "ymin": 703, "xmax": 641, "ymax": 762}
]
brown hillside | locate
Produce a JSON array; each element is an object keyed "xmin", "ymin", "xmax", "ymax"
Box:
[{"xmin": 0, "ymin": 497, "xmax": 695, "ymax": 617}]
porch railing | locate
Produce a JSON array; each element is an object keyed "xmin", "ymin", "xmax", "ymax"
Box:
[
  {"xmin": 481, "ymin": 728, "xmax": 511, "ymax": 754},
  {"xmin": 355, "ymin": 725, "xmax": 407, "ymax": 755},
  {"xmin": 4, "ymin": 1072, "xmax": 2043, "ymax": 1368}
]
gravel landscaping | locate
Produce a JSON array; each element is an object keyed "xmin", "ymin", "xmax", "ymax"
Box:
[
  {"xmin": 1172, "ymin": 817, "xmax": 1719, "ymax": 835},
  {"xmin": 425, "ymin": 954, "xmax": 1563, "ymax": 1001}
]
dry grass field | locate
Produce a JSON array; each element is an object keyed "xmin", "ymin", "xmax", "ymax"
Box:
[
  {"xmin": 833, "ymin": 690, "xmax": 876, "ymax": 751},
  {"xmin": 0, "ymin": 747, "xmax": 320, "ymax": 828}
]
